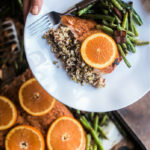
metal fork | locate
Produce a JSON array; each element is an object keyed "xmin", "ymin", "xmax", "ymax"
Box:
[
  {"xmin": 0, "ymin": 20, "xmax": 20, "ymax": 64},
  {"xmin": 27, "ymin": 0, "xmax": 98, "ymax": 36}
]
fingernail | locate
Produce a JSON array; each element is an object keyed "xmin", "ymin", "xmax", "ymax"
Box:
[{"xmin": 32, "ymin": 6, "xmax": 39, "ymax": 15}]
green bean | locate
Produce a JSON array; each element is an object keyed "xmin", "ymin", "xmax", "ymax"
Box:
[
  {"xmin": 116, "ymin": 0, "xmax": 123, "ymax": 6},
  {"xmin": 122, "ymin": 43, "xmax": 127, "ymax": 49},
  {"xmin": 84, "ymin": 14, "xmax": 114, "ymax": 22},
  {"xmin": 116, "ymin": 0, "xmax": 129, "ymax": 9},
  {"xmin": 102, "ymin": 9, "xmax": 109, "ymax": 15},
  {"xmin": 76, "ymin": 110, "xmax": 80, "ymax": 115},
  {"xmin": 80, "ymin": 116, "xmax": 104, "ymax": 150},
  {"xmin": 132, "ymin": 21, "xmax": 139, "ymax": 36},
  {"xmin": 93, "ymin": 115, "xmax": 99, "ymax": 150},
  {"xmin": 18, "ymin": 0, "xmax": 23, "ymax": 8},
  {"xmin": 105, "ymin": 1, "xmax": 109, "ymax": 6},
  {"xmin": 122, "ymin": 12, "xmax": 128, "ymax": 29},
  {"xmin": 102, "ymin": 20, "xmax": 117, "ymax": 28},
  {"xmin": 94, "ymin": 115, "xmax": 99, "ymax": 131},
  {"xmin": 111, "ymin": 0, "xmax": 123, "ymax": 11},
  {"xmin": 135, "ymin": 41, "xmax": 150, "ymax": 46},
  {"xmin": 121, "ymin": 43, "xmax": 128, "ymax": 54},
  {"xmin": 126, "ymin": 37, "xmax": 136, "ymax": 53},
  {"xmin": 93, "ymin": 143, "xmax": 97, "ymax": 150},
  {"xmin": 111, "ymin": 17, "xmax": 115, "ymax": 24},
  {"xmin": 86, "ymin": 10, "xmax": 94, "ymax": 14},
  {"xmin": 128, "ymin": 36, "xmax": 150, "ymax": 46},
  {"xmin": 102, "ymin": 20, "xmax": 109, "ymax": 26},
  {"xmin": 109, "ymin": 2, "xmax": 114, "ymax": 9},
  {"xmin": 90, "ymin": 112, "xmax": 94, "ymax": 121},
  {"xmin": 100, "ymin": 115, "xmax": 109, "ymax": 126},
  {"xmin": 99, "ymin": 2, "xmax": 109, "ymax": 8},
  {"xmin": 117, "ymin": 44, "xmax": 131, "ymax": 68},
  {"xmin": 98, "ymin": 126, "xmax": 108, "ymax": 139},
  {"xmin": 93, "ymin": 144, "xmax": 97, "ymax": 150},
  {"xmin": 126, "ymin": 44, "xmax": 132, "ymax": 52},
  {"xmin": 126, "ymin": 17, "xmax": 129, "ymax": 30},
  {"xmin": 128, "ymin": 36, "xmax": 138, "ymax": 43},
  {"xmin": 115, "ymin": 15, "xmax": 121, "ymax": 24},
  {"xmin": 129, "ymin": 10, "xmax": 134, "ymax": 32},
  {"xmin": 132, "ymin": 9, "xmax": 143, "ymax": 26},
  {"xmin": 80, "ymin": 116, "xmax": 91, "ymax": 128},
  {"xmin": 110, "ymin": 23, "xmax": 118, "ymax": 28},
  {"xmin": 86, "ymin": 134, "xmax": 92, "ymax": 150},
  {"xmin": 78, "ymin": 4, "xmax": 94, "ymax": 16},
  {"xmin": 126, "ymin": 30, "xmax": 135, "ymax": 36},
  {"xmin": 90, "ymin": 145, "xmax": 93, "ymax": 150},
  {"xmin": 96, "ymin": 25, "xmax": 113, "ymax": 35},
  {"xmin": 128, "ymin": 36, "xmax": 144, "ymax": 44}
]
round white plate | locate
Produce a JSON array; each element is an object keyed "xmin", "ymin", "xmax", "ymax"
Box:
[{"xmin": 24, "ymin": 0, "xmax": 150, "ymax": 112}]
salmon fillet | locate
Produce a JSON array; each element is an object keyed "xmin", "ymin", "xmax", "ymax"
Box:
[
  {"xmin": 61, "ymin": 15, "xmax": 99, "ymax": 42},
  {"xmin": 61, "ymin": 15, "xmax": 121, "ymax": 74}
]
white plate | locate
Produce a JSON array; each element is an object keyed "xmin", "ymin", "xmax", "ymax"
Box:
[{"xmin": 24, "ymin": 0, "xmax": 150, "ymax": 112}]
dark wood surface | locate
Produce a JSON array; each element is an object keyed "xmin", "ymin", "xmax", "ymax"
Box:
[{"xmin": 118, "ymin": 91, "xmax": 150, "ymax": 150}]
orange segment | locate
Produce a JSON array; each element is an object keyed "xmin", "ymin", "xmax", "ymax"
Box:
[
  {"xmin": 0, "ymin": 96, "xmax": 17, "ymax": 130},
  {"xmin": 19, "ymin": 78, "xmax": 56, "ymax": 116},
  {"xmin": 5, "ymin": 125, "xmax": 45, "ymax": 150},
  {"xmin": 47, "ymin": 116, "xmax": 85, "ymax": 150},
  {"xmin": 81, "ymin": 32, "xmax": 118, "ymax": 69}
]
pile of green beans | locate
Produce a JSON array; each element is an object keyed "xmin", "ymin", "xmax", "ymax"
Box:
[
  {"xmin": 74, "ymin": 110, "xmax": 109, "ymax": 150},
  {"xmin": 76, "ymin": 0, "xmax": 149, "ymax": 68}
]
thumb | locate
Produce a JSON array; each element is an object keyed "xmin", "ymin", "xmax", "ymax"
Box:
[{"xmin": 30, "ymin": 0, "xmax": 43, "ymax": 15}]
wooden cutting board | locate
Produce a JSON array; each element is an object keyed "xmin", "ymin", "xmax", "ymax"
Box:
[{"xmin": 117, "ymin": 91, "xmax": 150, "ymax": 150}]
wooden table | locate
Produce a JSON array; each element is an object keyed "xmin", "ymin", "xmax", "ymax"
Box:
[{"xmin": 117, "ymin": 91, "xmax": 150, "ymax": 150}]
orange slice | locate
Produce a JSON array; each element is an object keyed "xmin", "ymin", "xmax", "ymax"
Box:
[
  {"xmin": 47, "ymin": 116, "xmax": 85, "ymax": 150},
  {"xmin": 0, "ymin": 96, "xmax": 17, "ymax": 130},
  {"xmin": 81, "ymin": 32, "xmax": 118, "ymax": 69},
  {"xmin": 19, "ymin": 78, "xmax": 56, "ymax": 116},
  {"xmin": 5, "ymin": 125, "xmax": 45, "ymax": 150}
]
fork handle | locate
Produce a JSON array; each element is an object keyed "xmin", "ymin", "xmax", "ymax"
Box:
[
  {"xmin": 76, "ymin": 0, "xmax": 98, "ymax": 10},
  {"xmin": 64, "ymin": 0, "xmax": 98, "ymax": 15}
]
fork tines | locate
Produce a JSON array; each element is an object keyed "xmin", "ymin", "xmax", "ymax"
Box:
[
  {"xmin": 0, "ymin": 20, "xmax": 20, "ymax": 53},
  {"xmin": 28, "ymin": 14, "xmax": 52, "ymax": 36}
]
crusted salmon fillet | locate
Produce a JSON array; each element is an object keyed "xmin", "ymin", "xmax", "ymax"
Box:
[
  {"xmin": 0, "ymin": 69, "xmax": 73, "ymax": 149},
  {"xmin": 61, "ymin": 15, "xmax": 121, "ymax": 74},
  {"xmin": 61, "ymin": 15, "xmax": 99, "ymax": 42}
]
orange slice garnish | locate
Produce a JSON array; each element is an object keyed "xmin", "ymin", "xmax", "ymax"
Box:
[
  {"xmin": 5, "ymin": 125, "xmax": 45, "ymax": 150},
  {"xmin": 81, "ymin": 32, "xmax": 118, "ymax": 69},
  {"xmin": 47, "ymin": 116, "xmax": 85, "ymax": 150},
  {"xmin": 0, "ymin": 96, "xmax": 17, "ymax": 130},
  {"xmin": 19, "ymin": 78, "xmax": 56, "ymax": 116}
]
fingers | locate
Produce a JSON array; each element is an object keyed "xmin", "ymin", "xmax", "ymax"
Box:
[
  {"xmin": 23, "ymin": 0, "xmax": 31, "ymax": 21},
  {"xmin": 30, "ymin": 0, "xmax": 43, "ymax": 15}
]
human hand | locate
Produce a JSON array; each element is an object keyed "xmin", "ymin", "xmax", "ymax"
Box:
[{"xmin": 23, "ymin": 0, "xmax": 43, "ymax": 20}]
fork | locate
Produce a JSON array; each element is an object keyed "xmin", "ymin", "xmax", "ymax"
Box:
[
  {"xmin": 28, "ymin": 0, "xmax": 98, "ymax": 36},
  {"xmin": 0, "ymin": 20, "xmax": 20, "ymax": 64}
]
